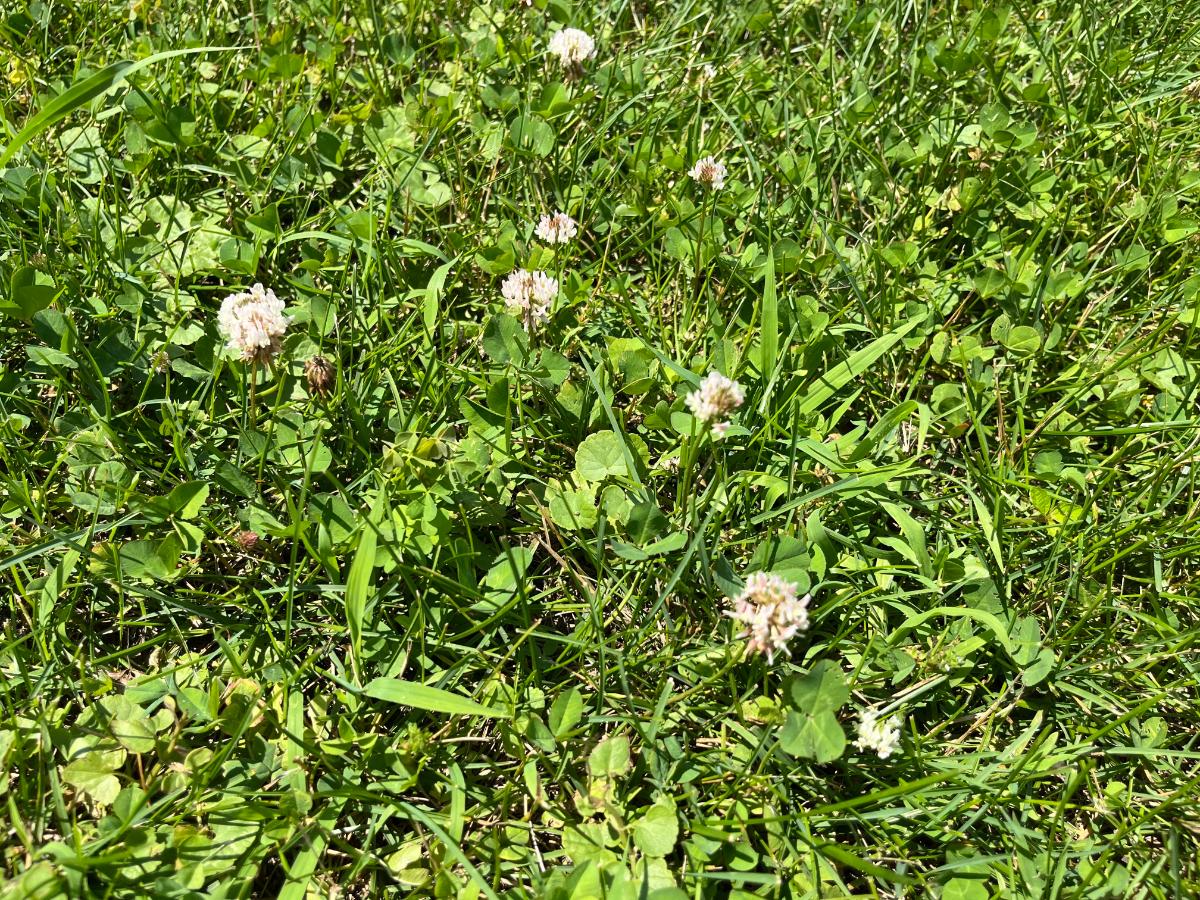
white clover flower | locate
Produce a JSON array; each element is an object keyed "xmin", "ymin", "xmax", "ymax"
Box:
[
  {"xmin": 501, "ymin": 269, "xmax": 558, "ymax": 329},
  {"xmin": 536, "ymin": 211, "xmax": 578, "ymax": 245},
  {"xmin": 689, "ymin": 155, "xmax": 727, "ymax": 190},
  {"xmin": 218, "ymin": 283, "xmax": 289, "ymax": 364},
  {"xmin": 685, "ymin": 371, "xmax": 744, "ymax": 435},
  {"xmin": 657, "ymin": 453, "xmax": 681, "ymax": 473},
  {"xmin": 694, "ymin": 62, "xmax": 717, "ymax": 87},
  {"xmin": 854, "ymin": 710, "xmax": 902, "ymax": 759},
  {"xmin": 726, "ymin": 572, "xmax": 810, "ymax": 662},
  {"xmin": 548, "ymin": 28, "xmax": 596, "ymax": 67}
]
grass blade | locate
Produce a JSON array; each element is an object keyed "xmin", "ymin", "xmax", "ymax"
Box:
[
  {"xmin": 796, "ymin": 316, "xmax": 922, "ymax": 416},
  {"xmin": 361, "ymin": 678, "xmax": 510, "ymax": 718},
  {"xmin": 0, "ymin": 62, "xmax": 131, "ymax": 167},
  {"xmin": 1, "ymin": 47, "xmax": 240, "ymax": 167},
  {"xmin": 344, "ymin": 511, "xmax": 378, "ymax": 677},
  {"xmin": 759, "ymin": 247, "xmax": 778, "ymax": 404}
]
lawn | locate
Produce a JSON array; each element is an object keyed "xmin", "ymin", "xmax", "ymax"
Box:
[{"xmin": 3, "ymin": 0, "xmax": 1200, "ymax": 897}]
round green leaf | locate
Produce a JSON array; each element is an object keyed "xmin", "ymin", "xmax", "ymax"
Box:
[
  {"xmin": 99, "ymin": 695, "xmax": 158, "ymax": 754},
  {"xmin": 482, "ymin": 313, "xmax": 529, "ymax": 364},
  {"xmin": 785, "ymin": 660, "xmax": 850, "ymax": 714},
  {"xmin": 778, "ymin": 708, "xmax": 845, "ymax": 763},
  {"xmin": 63, "ymin": 738, "xmax": 126, "ymax": 808},
  {"xmin": 941, "ymin": 877, "xmax": 989, "ymax": 900},
  {"xmin": 587, "ymin": 734, "xmax": 631, "ymax": 778},
  {"xmin": 547, "ymin": 479, "xmax": 598, "ymax": 531},
  {"xmin": 575, "ymin": 431, "xmax": 628, "ymax": 483},
  {"xmin": 632, "ymin": 802, "xmax": 680, "ymax": 858},
  {"xmin": 508, "ymin": 114, "xmax": 555, "ymax": 157},
  {"xmin": 1001, "ymin": 325, "xmax": 1042, "ymax": 355}
]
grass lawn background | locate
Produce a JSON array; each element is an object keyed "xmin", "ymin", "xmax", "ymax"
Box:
[{"xmin": 2, "ymin": 0, "xmax": 1200, "ymax": 896}]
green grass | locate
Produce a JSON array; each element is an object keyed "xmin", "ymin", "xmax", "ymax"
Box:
[{"xmin": 3, "ymin": 0, "xmax": 1200, "ymax": 896}]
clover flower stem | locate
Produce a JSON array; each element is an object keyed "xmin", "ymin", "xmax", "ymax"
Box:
[
  {"xmin": 555, "ymin": 257, "xmax": 565, "ymax": 327},
  {"xmin": 676, "ymin": 414, "xmax": 700, "ymax": 514},
  {"xmin": 526, "ymin": 310, "xmax": 539, "ymax": 349},
  {"xmin": 248, "ymin": 360, "xmax": 258, "ymax": 428},
  {"xmin": 254, "ymin": 367, "xmax": 282, "ymax": 484},
  {"xmin": 285, "ymin": 418, "xmax": 327, "ymax": 651},
  {"xmin": 690, "ymin": 194, "xmax": 711, "ymax": 310},
  {"xmin": 714, "ymin": 441, "xmax": 729, "ymax": 522},
  {"xmin": 689, "ymin": 454, "xmax": 717, "ymax": 532}
]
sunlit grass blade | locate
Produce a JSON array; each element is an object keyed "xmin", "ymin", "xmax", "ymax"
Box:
[
  {"xmin": 361, "ymin": 678, "xmax": 510, "ymax": 718},
  {"xmin": 1, "ymin": 48, "xmax": 239, "ymax": 167}
]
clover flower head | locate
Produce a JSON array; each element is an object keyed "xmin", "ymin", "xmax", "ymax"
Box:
[
  {"xmin": 726, "ymin": 572, "xmax": 809, "ymax": 661},
  {"xmin": 689, "ymin": 155, "xmax": 727, "ymax": 190},
  {"xmin": 501, "ymin": 269, "xmax": 558, "ymax": 329},
  {"xmin": 304, "ymin": 355, "xmax": 334, "ymax": 395},
  {"xmin": 218, "ymin": 283, "xmax": 289, "ymax": 364},
  {"xmin": 854, "ymin": 710, "xmax": 902, "ymax": 759},
  {"xmin": 548, "ymin": 28, "xmax": 596, "ymax": 67},
  {"xmin": 536, "ymin": 211, "xmax": 578, "ymax": 244},
  {"xmin": 685, "ymin": 371, "xmax": 744, "ymax": 435}
]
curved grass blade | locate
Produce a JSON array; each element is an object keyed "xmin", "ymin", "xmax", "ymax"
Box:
[
  {"xmin": 1, "ymin": 47, "xmax": 240, "ymax": 167},
  {"xmin": 0, "ymin": 62, "xmax": 131, "ymax": 167}
]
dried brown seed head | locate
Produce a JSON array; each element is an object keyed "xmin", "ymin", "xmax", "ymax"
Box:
[
  {"xmin": 305, "ymin": 355, "xmax": 335, "ymax": 395},
  {"xmin": 234, "ymin": 530, "xmax": 260, "ymax": 552}
]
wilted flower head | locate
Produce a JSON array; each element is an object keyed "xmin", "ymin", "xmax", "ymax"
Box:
[
  {"xmin": 726, "ymin": 572, "xmax": 810, "ymax": 661},
  {"xmin": 305, "ymin": 355, "xmax": 335, "ymax": 395},
  {"xmin": 218, "ymin": 283, "xmax": 289, "ymax": 365},
  {"xmin": 501, "ymin": 269, "xmax": 558, "ymax": 330},
  {"xmin": 854, "ymin": 710, "xmax": 902, "ymax": 759},
  {"xmin": 536, "ymin": 211, "xmax": 578, "ymax": 245},
  {"xmin": 234, "ymin": 530, "xmax": 260, "ymax": 552},
  {"xmin": 686, "ymin": 371, "xmax": 744, "ymax": 435},
  {"xmin": 689, "ymin": 155, "xmax": 727, "ymax": 190},
  {"xmin": 548, "ymin": 28, "xmax": 596, "ymax": 68}
]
